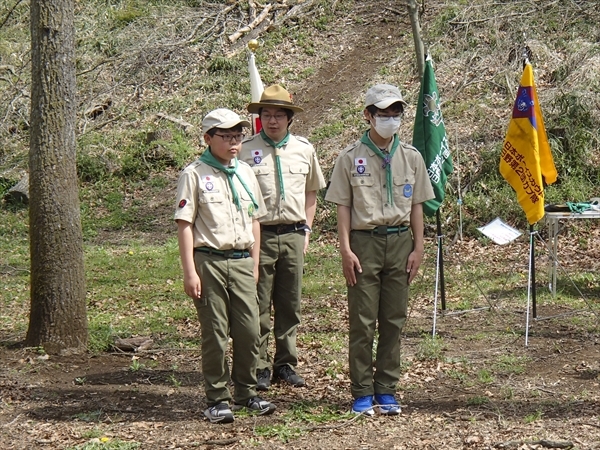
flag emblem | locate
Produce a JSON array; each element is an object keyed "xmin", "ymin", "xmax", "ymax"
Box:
[{"xmin": 355, "ymin": 157, "xmax": 367, "ymax": 166}]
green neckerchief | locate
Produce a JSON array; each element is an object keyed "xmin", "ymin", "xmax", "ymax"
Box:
[
  {"xmin": 360, "ymin": 130, "xmax": 399, "ymax": 206},
  {"xmin": 199, "ymin": 148, "xmax": 259, "ymax": 212},
  {"xmin": 260, "ymin": 129, "xmax": 290, "ymax": 201}
]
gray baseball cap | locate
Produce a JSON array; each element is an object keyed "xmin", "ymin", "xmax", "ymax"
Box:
[
  {"xmin": 365, "ymin": 84, "xmax": 408, "ymax": 109},
  {"xmin": 202, "ymin": 108, "xmax": 250, "ymax": 134}
]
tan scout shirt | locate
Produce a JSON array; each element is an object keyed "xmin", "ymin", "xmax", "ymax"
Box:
[
  {"xmin": 174, "ymin": 158, "xmax": 266, "ymax": 250},
  {"xmin": 239, "ymin": 133, "xmax": 326, "ymax": 225},
  {"xmin": 325, "ymin": 137, "xmax": 435, "ymax": 230}
]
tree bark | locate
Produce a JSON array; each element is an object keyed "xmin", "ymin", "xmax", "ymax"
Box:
[
  {"xmin": 27, "ymin": 0, "xmax": 87, "ymax": 353},
  {"xmin": 407, "ymin": 0, "xmax": 425, "ymax": 79}
]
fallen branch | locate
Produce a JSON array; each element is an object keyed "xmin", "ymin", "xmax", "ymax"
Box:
[
  {"xmin": 270, "ymin": 0, "xmax": 316, "ymax": 30},
  {"xmin": 228, "ymin": 3, "xmax": 273, "ymax": 43},
  {"xmin": 203, "ymin": 438, "xmax": 239, "ymax": 446},
  {"xmin": 494, "ymin": 439, "xmax": 573, "ymax": 449},
  {"xmin": 155, "ymin": 112, "xmax": 194, "ymax": 133},
  {"xmin": 449, "ymin": 10, "xmax": 535, "ymax": 26}
]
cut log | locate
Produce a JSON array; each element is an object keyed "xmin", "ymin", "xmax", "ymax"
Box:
[
  {"xmin": 112, "ymin": 336, "xmax": 154, "ymax": 352},
  {"xmin": 5, "ymin": 174, "xmax": 29, "ymax": 205}
]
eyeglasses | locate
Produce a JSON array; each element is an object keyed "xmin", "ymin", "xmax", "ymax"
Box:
[
  {"xmin": 213, "ymin": 133, "xmax": 245, "ymax": 143},
  {"xmin": 261, "ymin": 113, "xmax": 288, "ymax": 122},
  {"xmin": 374, "ymin": 114, "xmax": 403, "ymax": 121}
]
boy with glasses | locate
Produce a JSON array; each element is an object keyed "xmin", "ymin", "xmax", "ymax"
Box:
[
  {"xmin": 239, "ymin": 85, "xmax": 326, "ymax": 390},
  {"xmin": 325, "ymin": 84, "xmax": 435, "ymax": 416},
  {"xmin": 174, "ymin": 108, "xmax": 275, "ymax": 423}
]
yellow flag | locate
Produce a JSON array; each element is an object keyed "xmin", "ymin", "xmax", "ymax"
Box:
[{"xmin": 500, "ymin": 63, "xmax": 557, "ymax": 225}]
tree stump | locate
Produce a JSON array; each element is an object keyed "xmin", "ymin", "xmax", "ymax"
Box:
[{"xmin": 5, "ymin": 174, "xmax": 29, "ymax": 204}]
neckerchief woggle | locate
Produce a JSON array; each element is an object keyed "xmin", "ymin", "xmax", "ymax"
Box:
[
  {"xmin": 199, "ymin": 148, "xmax": 259, "ymax": 213},
  {"xmin": 360, "ymin": 130, "xmax": 399, "ymax": 205},
  {"xmin": 260, "ymin": 129, "xmax": 290, "ymax": 201}
]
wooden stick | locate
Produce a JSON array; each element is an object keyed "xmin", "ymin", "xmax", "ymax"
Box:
[
  {"xmin": 155, "ymin": 112, "xmax": 194, "ymax": 132},
  {"xmin": 228, "ymin": 3, "xmax": 273, "ymax": 43}
]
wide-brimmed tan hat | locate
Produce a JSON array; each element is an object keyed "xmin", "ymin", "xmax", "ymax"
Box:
[
  {"xmin": 202, "ymin": 108, "xmax": 250, "ymax": 134},
  {"xmin": 247, "ymin": 84, "xmax": 304, "ymax": 114}
]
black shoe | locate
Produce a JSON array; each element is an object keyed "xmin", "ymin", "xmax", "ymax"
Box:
[
  {"xmin": 273, "ymin": 365, "xmax": 305, "ymax": 387},
  {"xmin": 232, "ymin": 396, "xmax": 276, "ymax": 416},
  {"xmin": 257, "ymin": 368, "xmax": 271, "ymax": 391},
  {"xmin": 204, "ymin": 402, "xmax": 234, "ymax": 424}
]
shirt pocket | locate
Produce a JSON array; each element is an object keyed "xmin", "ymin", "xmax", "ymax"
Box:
[
  {"xmin": 198, "ymin": 191, "xmax": 225, "ymax": 204},
  {"xmin": 252, "ymin": 165, "xmax": 273, "ymax": 197},
  {"xmin": 287, "ymin": 162, "xmax": 309, "ymax": 194},
  {"xmin": 393, "ymin": 174, "xmax": 415, "ymax": 206},
  {"xmin": 350, "ymin": 176, "xmax": 376, "ymax": 216}
]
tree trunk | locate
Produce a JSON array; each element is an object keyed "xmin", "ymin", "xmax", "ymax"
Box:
[
  {"xmin": 407, "ymin": 0, "xmax": 425, "ymax": 79},
  {"xmin": 26, "ymin": 0, "xmax": 87, "ymax": 353}
]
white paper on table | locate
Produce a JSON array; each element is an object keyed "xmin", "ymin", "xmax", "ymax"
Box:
[{"xmin": 477, "ymin": 217, "xmax": 522, "ymax": 245}]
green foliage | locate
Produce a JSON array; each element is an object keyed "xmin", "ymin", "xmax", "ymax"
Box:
[
  {"xmin": 415, "ymin": 334, "xmax": 445, "ymax": 361},
  {"xmin": 524, "ymin": 410, "xmax": 544, "ymax": 424},
  {"xmin": 68, "ymin": 438, "xmax": 141, "ymax": 450},
  {"xmin": 467, "ymin": 395, "xmax": 489, "ymax": 406}
]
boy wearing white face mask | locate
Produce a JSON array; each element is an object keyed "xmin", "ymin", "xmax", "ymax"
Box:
[{"xmin": 325, "ymin": 84, "xmax": 434, "ymax": 417}]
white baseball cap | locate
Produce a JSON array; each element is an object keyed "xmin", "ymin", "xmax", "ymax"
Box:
[
  {"xmin": 365, "ymin": 84, "xmax": 408, "ymax": 109},
  {"xmin": 202, "ymin": 108, "xmax": 250, "ymax": 134}
]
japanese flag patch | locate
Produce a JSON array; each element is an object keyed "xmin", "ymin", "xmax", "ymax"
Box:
[
  {"xmin": 355, "ymin": 157, "xmax": 367, "ymax": 166},
  {"xmin": 201, "ymin": 175, "xmax": 215, "ymax": 191},
  {"xmin": 252, "ymin": 149, "xmax": 263, "ymax": 164}
]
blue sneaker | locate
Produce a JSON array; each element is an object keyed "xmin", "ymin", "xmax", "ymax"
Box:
[
  {"xmin": 374, "ymin": 394, "xmax": 401, "ymax": 415},
  {"xmin": 351, "ymin": 395, "xmax": 375, "ymax": 416}
]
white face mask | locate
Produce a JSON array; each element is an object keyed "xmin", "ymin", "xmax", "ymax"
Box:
[{"xmin": 372, "ymin": 116, "xmax": 401, "ymax": 139}]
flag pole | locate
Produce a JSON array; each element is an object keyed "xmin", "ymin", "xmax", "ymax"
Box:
[
  {"xmin": 456, "ymin": 127, "xmax": 463, "ymax": 241},
  {"xmin": 432, "ymin": 232, "xmax": 440, "ymax": 337},
  {"xmin": 525, "ymin": 224, "xmax": 535, "ymax": 346},
  {"xmin": 436, "ymin": 209, "xmax": 447, "ymax": 311},
  {"xmin": 530, "ymin": 224, "xmax": 537, "ymax": 318}
]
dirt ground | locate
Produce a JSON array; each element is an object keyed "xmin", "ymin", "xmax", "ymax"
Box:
[
  {"xmin": 2, "ymin": 233, "xmax": 600, "ymax": 449},
  {"xmin": 1, "ymin": 286, "xmax": 600, "ymax": 450}
]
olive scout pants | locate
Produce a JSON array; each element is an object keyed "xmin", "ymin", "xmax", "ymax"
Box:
[
  {"xmin": 256, "ymin": 229, "xmax": 305, "ymax": 372},
  {"xmin": 347, "ymin": 229, "xmax": 413, "ymax": 399},
  {"xmin": 193, "ymin": 252, "xmax": 260, "ymax": 406}
]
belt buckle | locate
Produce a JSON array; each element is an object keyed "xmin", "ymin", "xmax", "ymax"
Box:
[
  {"xmin": 377, "ymin": 225, "xmax": 387, "ymax": 235},
  {"xmin": 223, "ymin": 250, "xmax": 235, "ymax": 258}
]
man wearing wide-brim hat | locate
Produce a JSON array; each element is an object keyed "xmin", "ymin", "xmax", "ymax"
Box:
[{"xmin": 239, "ymin": 85, "xmax": 326, "ymax": 390}]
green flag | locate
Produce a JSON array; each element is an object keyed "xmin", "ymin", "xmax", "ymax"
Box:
[{"xmin": 412, "ymin": 56, "xmax": 453, "ymax": 217}]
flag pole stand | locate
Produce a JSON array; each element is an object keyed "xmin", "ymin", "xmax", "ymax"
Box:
[
  {"xmin": 530, "ymin": 224, "xmax": 537, "ymax": 319},
  {"xmin": 525, "ymin": 224, "xmax": 537, "ymax": 346},
  {"xmin": 431, "ymin": 210, "xmax": 447, "ymax": 337},
  {"xmin": 436, "ymin": 210, "xmax": 447, "ymax": 311}
]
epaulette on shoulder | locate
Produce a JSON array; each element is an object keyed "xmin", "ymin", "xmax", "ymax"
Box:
[
  {"xmin": 242, "ymin": 134, "xmax": 258, "ymax": 144},
  {"xmin": 188, "ymin": 159, "xmax": 203, "ymax": 170},
  {"xmin": 295, "ymin": 135, "xmax": 312, "ymax": 146},
  {"xmin": 403, "ymin": 142, "xmax": 419, "ymax": 153},
  {"xmin": 340, "ymin": 140, "xmax": 360, "ymax": 155}
]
